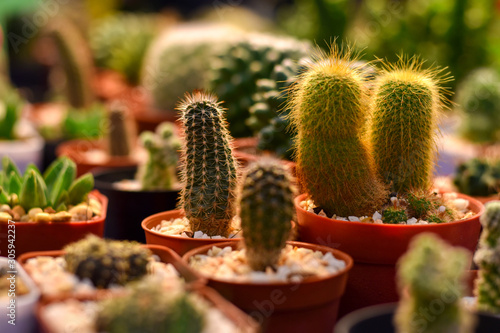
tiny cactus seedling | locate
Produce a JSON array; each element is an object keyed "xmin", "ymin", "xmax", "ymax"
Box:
[
  {"xmin": 136, "ymin": 122, "xmax": 181, "ymax": 190},
  {"xmin": 177, "ymin": 92, "xmax": 238, "ymax": 237},
  {"xmin": 370, "ymin": 56, "xmax": 451, "ymax": 194},
  {"xmin": 395, "ymin": 233, "xmax": 475, "ymax": 333},
  {"xmin": 474, "ymin": 201, "xmax": 500, "ymax": 314},
  {"xmin": 289, "ymin": 45, "xmax": 387, "ymax": 217},
  {"xmin": 64, "ymin": 235, "xmax": 151, "ymax": 289},
  {"xmin": 239, "ymin": 159, "xmax": 296, "ymax": 271},
  {"xmin": 382, "ymin": 207, "xmax": 407, "ymax": 224},
  {"xmin": 107, "ymin": 102, "xmax": 133, "ymax": 157}
]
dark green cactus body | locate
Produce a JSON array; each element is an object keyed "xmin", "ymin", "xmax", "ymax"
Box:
[
  {"xmin": 240, "ymin": 159, "xmax": 296, "ymax": 271},
  {"xmin": 64, "ymin": 235, "xmax": 151, "ymax": 289},
  {"xmin": 474, "ymin": 201, "xmax": 500, "ymax": 314},
  {"xmin": 382, "ymin": 207, "xmax": 407, "ymax": 224},
  {"xmin": 290, "ymin": 50, "xmax": 387, "ymax": 217},
  {"xmin": 371, "ymin": 66, "xmax": 440, "ymax": 194},
  {"xmin": 454, "ymin": 158, "xmax": 500, "ymax": 197},
  {"xmin": 108, "ymin": 105, "xmax": 131, "ymax": 157},
  {"xmin": 178, "ymin": 92, "xmax": 238, "ymax": 237},
  {"xmin": 395, "ymin": 233, "xmax": 474, "ymax": 333}
]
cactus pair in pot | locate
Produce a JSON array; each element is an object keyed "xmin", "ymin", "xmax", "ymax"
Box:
[{"xmin": 291, "ymin": 46, "xmax": 485, "ymax": 316}]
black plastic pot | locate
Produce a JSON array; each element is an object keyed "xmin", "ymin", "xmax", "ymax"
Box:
[
  {"xmin": 93, "ymin": 167, "xmax": 180, "ymax": 243},
  {"xmin": 335, "ymin": 303, "xmax": 500, "ymax": 333}
]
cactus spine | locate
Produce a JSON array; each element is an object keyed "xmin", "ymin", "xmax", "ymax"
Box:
[
  {"xmin": 239, "ymin": 159, "xmax": 296, "ymax": 271},
  {"xmin": 289, "ymin": 46, "xmax": 387, "ymax": 217},
  {"xmin": 177, "ymin": 92, "xmax": 238, "ymax": 237},
  {"xmin": 395, "ymin": 233, "xmax": 475, "ymax": 333},
  {"xmin": 474, "ymin": 201, "xmax": 500, "ymax": 314},
  {"xmin": 107, "ymin": 103, "xmax": 132, "ymax": 157},
  {"xmin": 371, "ymin": 57, "xmax": 450, "ymax": 193}
]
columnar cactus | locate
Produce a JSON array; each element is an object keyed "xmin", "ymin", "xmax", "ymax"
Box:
[
  {"xmin": 371, "ymin": 57, "xmax": 449, "ymax": 193},
  {"xmin": 107, "ymin": 103, "xmax": 132, "ymax": 157},
  {"xmin": 395, "ymin": 233, "xmax": 475, "ymax": 333},
  {"xmin": 136, "ymin": 122, "xmax": 180, "ymax": 190},
  {"xmin": 239, "ymin": 159, "xmax": 296, "ymax": 271},
  {"xmin": 177, "ymin": 92, "xmax": 238, "ymax": 237},
  {"xmin": 289, "ymin": 46, "xmax": 387, "ymax": 217},
  {"xmin": 474, "ymin": 201, "xmax": 500, "ymax": 314}
]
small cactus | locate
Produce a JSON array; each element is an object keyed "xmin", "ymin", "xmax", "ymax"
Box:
[
  {"xmin": 64, "ymin": 235, "xmax": 151, "ymax": 289},
  {"xmin": 289, "ymin": 45, "xmax": 387, "ymax": 217},
  {"xmin": 62, "ymin": 104, "xmax": 106, "ymax": 140},
  {"xmin": 382, "ymin": 207, "xmax": 407, "ymax": 224},
  {"xmin": 239, "ymin": 159, "xmax": 296, "ymax": 271},
  {"xmin": 395, "ymin": 233, "xmax": 475, "ymax": 333},
  {"xmin": 370, "ymin": 56, "xmax": 451, "ymax": 194},
  {"xmin": 474, "ymin": 201, "xmax": 500, "ymax": 314},
  {"xmin": 107, "ymin": 102, "xmax": 133, "ymax": 157},
  {"xmin": 453, "ymin": 158, "xmax": 500, "ymax": 197},
  {"xmin": 177, "ymin": 92, "xmax": 238, "ymax": 237},
  {"xmin": 0, "ymin": 87, "xmax": 22, "ymax": 140},
  {"xmin": 136, "ymin": 122, "xmax": 181, "ymax": 190}
]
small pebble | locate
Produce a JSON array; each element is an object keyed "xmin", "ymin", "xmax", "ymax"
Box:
[
  {"xmin": 348, "ymin": 216, "xmax": 360, "ymax": 222},
  {"xmin": 0, "ymin": 212, "xmax": 13, "ymax": 223},
  {"xmin": 407, "ymin": 218, "xmax": 418, "ymax": 225},
  {"xmin": 373, "ymin": 211, "xmax": 382, "ymax": 221},
  {"xmin": 35, "ymin": 213, "xmax": 52, "ymax": 223}
]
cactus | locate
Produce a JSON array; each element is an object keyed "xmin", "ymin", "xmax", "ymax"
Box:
[
  {"xmin": 0, "ymin": 88, "xmax": 22, "ymax": 140},
  {"xmin": 107, "ymin": 103, "xmax": 132, "ymax": 157},
  {"xmin": 62, "ymin": 104, "xmax": 106, "ymax": 140},
  {"xmin": 239, "ymin": 159, "xmax": 296, "ymax": 271},
  {"xmin": 382, "ymin": 207, "xmax": 408, "ymax": 224},
  {"xmin": 45, "ymin": 17, "xmax": 94, "ymax": 108},
  {"xmin": 209, "ymin": 33, "xmax": 311, "ymax": 137},
  {"xmin": 136, "ymin": 122, "xmax": 180, "ymax": 191},
  {"xmin": 474, "ymin": 201, "xmax": 500, "ymax": 314},
  {"xmin": 453, "ymin": 158, "xmax": 500, "ymax": 197},
  {"xmin": 289, "ymin": 46, "xmax": 387, "ymax": 217},
  {"xmin": 370, "ymin": 57, "xmax": 450, "ymax": 194},
  {"xmin": 64, "ymin": 235, "xmax": 151, "ymax": 289},
  {"xmin": 96, "ymin": 277, "xmax": 205, "ymax": 333},
  {"xmin": 395, "ymin": 233, "xmax": 475, "ymax": 333},
  {"xmin": 177, "ymin": 92, "xmax": 238, "ymax": 237}
]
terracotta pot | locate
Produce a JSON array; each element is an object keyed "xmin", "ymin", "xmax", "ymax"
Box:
[
  {"xmin": 18, "ymin": 244, "xmax": 203, "ymax": 302},
  {"xmin": 93, "ymin": 167, "xmax": 180, "ymax": 242},
  {"xmin": 93, "ymin": 69, "xmax": 130, "ymax": 101},
  {"xmin": 334, "ymin": 303, "xmax": 500, "ymax": 333},
  {"xmin": 142, "ymin": 210, "xmax": 243, "ymax": 256},
  {"xmin": 294, "ymin": 193, "xmax": 484, "ymax": 318},
  {"xmin": 0, "ymin": 190, "xmax": 108, "ymax": 258},
  {"xmin": 473, "ymin": 195, "xmax": 499, "ymax": 204},
  {"xmin": 183, "ymin": 240, "xmax": 353, "ymax": 333},
  {"xmin": 56, "ymin": 139, "xmax": 140, "ymax": 176}
]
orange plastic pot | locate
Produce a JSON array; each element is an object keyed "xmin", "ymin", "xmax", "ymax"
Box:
[
  {"xmin": 0, "ymin": 190, "xmax": 108, "ymax": 259},
  {"xmin": 142, "ymin": 210, "xmax": 243, "ymax": 256},
  {"xmin": 183, "ymin": 240, "xmax": 353, "ymax": 333},
  {"xmin": 294, "ymin": 193, "xmax": 484, "ymax": 318}
]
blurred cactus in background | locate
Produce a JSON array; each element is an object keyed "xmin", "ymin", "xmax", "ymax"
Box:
[
  {"xmin": 0, "ymin": 82, "xmax": 23, "ymax": 140},
  {"xmin": 454, "ymin": 158, "xmax": 500, "ymax": 197}
]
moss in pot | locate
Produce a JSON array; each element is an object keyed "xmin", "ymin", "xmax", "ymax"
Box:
[
  {"xmin": 142, "ymin": 92, "xmax": 243, "ymax": 255},
  {"xmin": 290, "ymin": 46, "xmax": 484, "ymax": 317},
  {"xmin": 184, "ymin": 159, "xmax": 353, "ymax": 333},
  {"xmin": 94, "ymin": 121, "xmax": 181, "ymax": 242}
]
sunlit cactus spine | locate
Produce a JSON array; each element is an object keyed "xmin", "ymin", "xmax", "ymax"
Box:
[
  {"xmin": 289, "ymin": 45, "xmax": 387, "ymax": 217},
  {"xmin": 107, "ymin": 102, "xmax": 132, "ymax": 157},
  {"xmin": 239, "ymin": 159, "xmax": 296, "ymax": 271},
  {"xmin": 177, "ymin": 92, "xmax": 238, "ymax": 237},
  {"xmin": 370, "ymin": 57, "xmax": 450, "ymax": 194},
  {"xmin": 395, "ymin": 233, "xmax": 475, "ymax": 333},
  {"xmin": 474, "ymin": 201, "xmax": 500, "ymax": 314}
]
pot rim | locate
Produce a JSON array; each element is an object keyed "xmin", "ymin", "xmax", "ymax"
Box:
[
  {"xmin": 182, "ymin": 240, "xmax": 354, "ymax": 287},
  {"xmin": 294, "ymin": 192, "xmax": 485, "ymax": 229},
  {"xmin": 56, "ymin": 139, "xmax": 140, "ymax": 165}
]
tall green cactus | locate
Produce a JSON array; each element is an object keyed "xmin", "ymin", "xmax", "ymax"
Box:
[
  {"xmin": 371, "ymin": 57, "xmax": 450, "ymax": 194},
  {"xmin": 177, "ymin": 92, "xmax": 238, "ymax": 237},
  {"xmin": 395, "ymin": 233, "xmax": 475, "ymax": 333},
  {"xmin": 239, "ymin": 159, "xmax": 296, "ymax": 271},
  {"xmin": 474, "ymin": 201, "xmax": 500, "ymax": 314},
  {"xmin": 289, "ymin": 46, "xmax": 387, "ymax": 217},
  {"xmin": 107, "ymin": 103, "xmax": 131, "ymax": 157}
]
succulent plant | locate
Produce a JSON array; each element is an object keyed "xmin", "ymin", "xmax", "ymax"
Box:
[
  {"xmin": 64, "ymin": 235, "xmax": 151, "ymax": 289},
  {"xmin": 0, "ymin": 86, "xmax": 23, "ymax": 140},
  {"xmin": 177, "ymin": 92, "xmax": 238, "ymax": 237},
  {"xmin": 453, "ymin": 158, "xmax": 500, "ymax": 197},
  {"xmin": 289, "ymin": 46, "xmax": 388, "ymax": 217},
  {"xmin": 107, "ymin": 103, "xmax": 132, "ymax": 157},
  {"xmin": 96, "ymin": 277, "xmax": 205, "ymax": 333},
  {"xmin": 91, "ymin": 13, "xmax": 160, "ymax": 85},
  {"xmin": 0, "ymin": 156, "xmax": 94, "ymax": 212},
  {"xmin": 395, "ymin": 233, "xmax": 475, "ymax": 333},
  {"xmin": 370, "ymin": 57, "xmax": 450, "ymax": 194},
  {"xmin": 474, "ymin": 201, "xmax": 500, "ymax": 314},
  {"xmin": 62, "ymin": 104, "xmax": 106, "ymax": 140},
  {"xmin": 239, "ymin": 159, "xmax": 296, "ymax": 271},
  {"xmin": 136, "ymin": 122, "xmax": 181, "ymax": 191},
  {"xmin": 209, "ymin": 33, "xmax": 311, "ymax": 137},
  {"xmin": 456, "ymin": 68, "xmax": 500, "ymax": 144}
]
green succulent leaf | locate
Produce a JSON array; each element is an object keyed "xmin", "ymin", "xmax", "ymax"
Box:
[
  {"xmin": 7, "ymin": 171, "xmax": 22, "ymax": 196},
  {"xmin": 68, "ymin": 173, "xmax": 94, "ymax": 205},
  {"xmin": 49, "ymin": 160, "xmax": 76, "ymax": 207},
  {"xmin": 2, "ymin": 156, "xmax": 21, "ymax": 180},
  {"xmin": 0, "ymin": 187, "xmax": 10, "ymax": 205},
  {"xmin": 19, "ymin": 170, "xmax": 48, "ymax": 211}
]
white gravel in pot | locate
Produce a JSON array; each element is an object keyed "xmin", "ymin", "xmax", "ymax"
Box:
[{"xmin": 151, "ymin": 216, "xmax": 242, "ymax": 239}]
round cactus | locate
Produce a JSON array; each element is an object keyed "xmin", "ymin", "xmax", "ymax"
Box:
[
  {"xmin": 474, "ymin": 201, "xmax": 500, "ymax": 314},
  {"xmin": 239, "ymin": 159, "xmax": 296, "ymax": 271},
  {"xmin": 454, "ymin": 158, "xmax": 500, "ymax": 197},
  {"xmin": 370, "ymin": 56, "xmax": 451, "ymax": 194},
  {"xmin": 177, "ymin": 92, "xmax": 238, "ymax": 237},
  {"xmin": 289, "ymin": 46, "xmax": 387, "ymax": 217}
]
